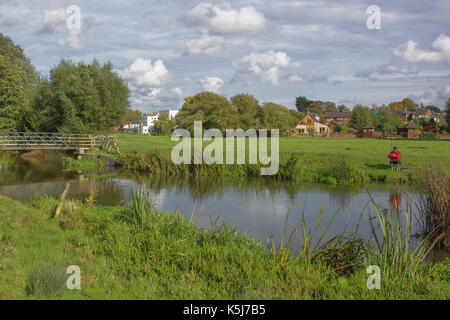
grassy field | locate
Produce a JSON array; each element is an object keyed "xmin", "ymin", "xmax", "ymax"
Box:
[
  {"xmin": 0, "ymin": 194, "xmax": 449, "ymax": 300},
  {"xmin": 113, "ymin": 134, "xmax": 450, "ymax": 183}
]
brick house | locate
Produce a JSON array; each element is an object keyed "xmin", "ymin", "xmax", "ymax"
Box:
[{"xmin": 323, "ymin": 111, "xmax": 352, "ymax": 125}]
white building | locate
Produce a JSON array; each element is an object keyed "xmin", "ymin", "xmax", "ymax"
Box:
[
  {"xmin": 141, "ymin": 112, "xmax": 160, "ymax": 134},
  {"xmin": 159, "ymin": 109, "xmax": 179, "ymax": 120}
]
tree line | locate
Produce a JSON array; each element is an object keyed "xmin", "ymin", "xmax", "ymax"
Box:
[
  {"xmin": 160, "ymin": 92, "xmax": 301, "ymax": 136},
  {"xmin": 0, "ymin": 33, "xmax": 130, "ymax": 133}
]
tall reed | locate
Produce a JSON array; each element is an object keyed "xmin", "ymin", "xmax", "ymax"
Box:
[{"xmin": 411, "ymin": 162, "xmax": 449, "ymax": 249}]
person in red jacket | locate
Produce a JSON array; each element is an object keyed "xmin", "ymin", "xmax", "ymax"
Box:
[{"xmin": 388, "ymin": 146, "xmax": 402, "ymax": 171}]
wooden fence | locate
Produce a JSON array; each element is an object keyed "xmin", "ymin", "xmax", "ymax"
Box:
[{"xmin": 0, "ymin": 132, "xmax": 120, "ymax": 153}]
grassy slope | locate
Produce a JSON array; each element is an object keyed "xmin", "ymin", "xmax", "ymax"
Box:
[{"xmin": 0, "ymin": 195, "xmax": 448, "ymax": 300}]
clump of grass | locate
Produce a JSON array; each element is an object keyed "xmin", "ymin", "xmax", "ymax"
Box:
[
  {"xmin": 319, "ymin": 159, "xmax": 366, "ymax": 184},
  {"xmin": 25, "ymin": 264, "xmax": 67, "ymax": 297},
  {"xmin": 365, "ymin": 198, "xmax": 436, "ymax": 279},
  {"xmin": 120, "ymin": 186, "xmax": 154, "ymax": 230},
  {"xmin": 62, "ymin": 156, "xmax": 104, "ymax": 171},
  {"xmin": 411, "ymin": 162, "xmax": 449, "ymax": 249},
  {"xmin": 315, "ymin": 236, "xmax": 366, "ymax": 275},
  {"xmin": 85, "ymin": 187, "xmax": 98, "ymax": 207}
]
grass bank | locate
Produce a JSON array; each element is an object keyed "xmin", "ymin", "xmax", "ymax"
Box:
[
  {"xmin": 114, "ymin": 135, "xmax": 450, "ymax": 184},
  {"xmin": 0, "ymin": 193, "xmax": 448, "ymax": 299}
]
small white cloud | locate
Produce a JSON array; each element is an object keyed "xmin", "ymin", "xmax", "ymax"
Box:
[
  {"xmin": 394, "ymin": 34, "xmax": 450, "ymax": 65},
  {"xmin": 288, "ymin": 75, "xmax": 304, "ymax": 84},
  {"xmin": 200, "ymin": 76, "xmax": 224, "ymax": 93},
  {"xmin": 354, "ymin": 63, "xmax": 419, "ymax": 80},
  {"xmin": 121, "ymin": 58, "xmax": 170, "ymax": 89},
  {"xmin": 133, "ymin": 86, "xmax": 184, "ymax": 109},
  {"xmin": 233, "ymin": 51, "xmax": 300, "ymax": 86},
  {"xmin": 183, "ymin": 1, "xmax": 267, "ymax": 35},
  {"xmin": 178, "ymin": 35, "xmax": 226, "ymax": 56}
]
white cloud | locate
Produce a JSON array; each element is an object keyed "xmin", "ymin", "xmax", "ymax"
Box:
[
  {"xmin": 354, "ymin": 64, "xmax": 419, "ymax": 80},
  {"xmin": 183, "ymin": 2, "xmax": 267, "ymax": 35},
  {"xmin": 121, "ymin": 58, "xmax": 169, "ymax": 89},
  {"xmin": 394, "ymin": 34, "xmax": 450, "ymax": 65},
  {"xmin": 178, "ymin": 35, "xmax": 226, "ymax": 56},
  {"xmin": 233, "ymin": 50, "xmax": 300, "ymax": 85},
  {"xmin": 200, "ymin": 76, "xmax": 224, "ymax": 93},
  {"xmin": 133, "ymin": 86, "xmax": 184, "ymax": 109}
]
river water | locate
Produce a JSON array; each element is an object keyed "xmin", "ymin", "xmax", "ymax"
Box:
[{"xmin": 0, "ymin": 154, "xmax": 447, "ymax": 259}]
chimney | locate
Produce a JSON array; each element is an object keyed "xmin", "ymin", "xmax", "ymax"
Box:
[{"xmin": 140, "ymin": 121, "xmax": 143, "ymax": 134}]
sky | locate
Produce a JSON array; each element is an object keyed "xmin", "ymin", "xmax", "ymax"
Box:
[{"xmin": 1, "ymin": 0, "xmax": 449, "ymax": 113}]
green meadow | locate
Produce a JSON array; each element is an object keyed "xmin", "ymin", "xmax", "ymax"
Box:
[{"xmin": 114, "ymin": 134, "xmax": 450, "ymax": 183}]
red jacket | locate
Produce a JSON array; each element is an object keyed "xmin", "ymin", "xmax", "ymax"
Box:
[{"xmin": 389, "ymin": 151, "xmax": 401, "ymax": 161}]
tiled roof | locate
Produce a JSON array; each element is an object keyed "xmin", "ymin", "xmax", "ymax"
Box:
[
  {"xmin": 404, "ymin": 121, "xmax": 419, "ymax": 129},
  {"xmin": 324, "ymin": 112, "xmax": 352, "ymax": 118}
]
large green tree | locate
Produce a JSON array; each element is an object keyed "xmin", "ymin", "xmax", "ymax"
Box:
[
  {"xmin": 231, "ymin": 93, "xmax": 261, "ymax": 130},
  {"xmin": 0, "ymin": 55, "xmax": 28, "ymax": 131},
  {"xmin": 261, "ymin": 102, "xmax": 298, "ymax": 135},
  {"xmin": 349, "ymin": 105, "xmax": 373, "ymax": 131},
  {"xmin": 0, "ymin": 33, "xmax": 37, "ymax": 88},
  {"xmin": 33, "ymin": 59, "xmax": 130, "ymax": 133},
  {"xmin": 402, "ymin": 98, "xmax": 418, "ymax": 111},
  {"xmin": 376, "ymin": 108, "xmax": 403, "ymax": 136},
  {"xmin": 153, "ymin": 113, "xmax": 175, "ymax": 136},
  {"xmin": 176, "ymin": 92, "xmax": 239, "ymax": 134},
  {"xmin": 295, "ymin": 96, "xmax": 312, "ymax": 113}
]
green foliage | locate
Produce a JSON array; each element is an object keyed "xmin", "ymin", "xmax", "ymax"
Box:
[
  {"xmin": 402, "ymin": 98, "xmax": 418, "ymax": 111},
  {"xmin": 25, "ymin": 264, "xmax": 67, "ymax": 297},
  {"xmin": 445, "ymin": 98, "xmax": 450, "ymax": 131},
  {"xmin": 32, "ymin": 59, "xmax": 130, "ymax": 133},
  {"xmin": 0, "ymin": 55, "xmax": 29, "ymax": 131},
  {"xmin": 376, "ymin": 108, "xmax": 403, "ymax": 136},
  {"xmin": 338, "ymin": 104, "xmax": 349, "ymax": 112},
  {"xmin": 0, "ymin": 33, "xmax": 37, "ymax": 88},
  {"xmin": 153, "ymin": 113, "xmax": 175, "ymax": 136},
  {"xmin": 261, "ymin": 102, "xmax": 298, "ymax": 134},
  {"xmin": 176, "ymin": 92, "xmax": 239, "ymax": 133},
  {"xmin": 231, "ymin": 93, "xmax": 261, "ymax": 129},
  {"xmin": 318, "ymin": 159, "xmax": 366, "ymax": 184},
  {"xmin": 121, "ymin": 109, "xmax": 142, "ymax": 125},
  {"xmin": 295, "ymin": 96, "xmax": 312, "ymax": 113},
  {"xmin": 349, "ymin": 105, "xmax": 373, "ymax": 131}
]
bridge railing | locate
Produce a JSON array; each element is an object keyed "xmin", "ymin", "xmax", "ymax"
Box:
[{"xmin": 0, "ymin": 132, "xmax": 103, "ymax": 151}]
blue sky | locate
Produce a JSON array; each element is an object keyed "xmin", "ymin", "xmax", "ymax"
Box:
[{"xmin": 1, "ymin": 0, "xmax": 449, "ymax": 113}]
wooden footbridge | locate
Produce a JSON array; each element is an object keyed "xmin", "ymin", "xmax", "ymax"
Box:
[{"xmin": 0, "ymin": 132, "xmax": 120, "ymax": 156}]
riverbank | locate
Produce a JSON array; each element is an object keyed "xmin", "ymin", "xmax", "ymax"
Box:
[
  {"xmin": 113, "ymin": 135, "xmax": 450, "ymax": 184},
  {"xmin": 0, "ymin": 194, "xmax": 448, "ymax": 299}
]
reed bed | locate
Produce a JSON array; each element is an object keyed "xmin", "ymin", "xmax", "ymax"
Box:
[{"xmin": 410, "ymin": 162, "xmax": 449, "ymax": 249}]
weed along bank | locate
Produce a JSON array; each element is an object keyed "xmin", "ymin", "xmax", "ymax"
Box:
[{"xmin": 171, "ymin": 121, "xmax": 280, "ymax": 176}]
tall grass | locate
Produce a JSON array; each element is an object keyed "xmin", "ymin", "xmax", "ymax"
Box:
[
  {"xmin": 365, "ymin": 198, "xmax": 434, "ymax": 278},
  {"xmin": 411, "ymin": 162, "xmax": 449, "ymax": 249},
  {"xmin": 120, "ymin": 151, "xmax": 369, "ymax": 185}
]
